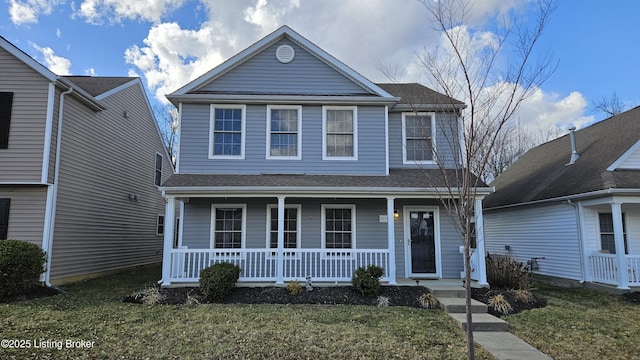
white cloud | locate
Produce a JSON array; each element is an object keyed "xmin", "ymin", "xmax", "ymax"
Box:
[
  {"xmin": 76, "ymin": 0, "xmax": 185, "ymax": 24},
  {"xmin": 8, "ymin": 0, "xmax": 58, "ymax": 25},
  {"xmin": 84, "ymin": 67, "xmax": 97, "ymax": 76},
  {"xmin": 32, "ymin": 43, "xmax": 72, "ymax": 75},
  {"xmin": 518, "ymin": 89, "xmax": 594, "ymax": 132}
]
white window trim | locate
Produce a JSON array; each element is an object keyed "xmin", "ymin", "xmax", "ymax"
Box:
[
  {"xmin": 266, "ymin": 105, "xmax": 302, "ymax": 160},
  {"xmin": 154, "ymin": 152, "xmax": 163, "ymax": 187},
  {"xmin": 209, "ymin": 104, "xmax": 246, "ymax": 159},
  {"xmin": 266, "ymin": 204, "xmax": 302, "ymax": 258},
  {"xmin": 156, "ymin": 214, "xmax": 165, "ymax": 236},
  {"xmin": 210, "ymin": 204, "xmax": 247, "ymax": 249},
  {"xmin": 321, "ymin": 204, "xmax": 356, "ymax": 250},
  {"xmin": 402, "ymin": 112, "xmax": 436, "ymax": 165},
  {"xmin": 322, "ymin": 106, "xmax": 358, "ymax": 160}
]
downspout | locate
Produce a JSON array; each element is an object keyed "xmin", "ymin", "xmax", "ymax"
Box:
[
  {"xmin": 567, "ymin": 199, "xmax": 586, "ymax": 283},
  {"xmin": 43, "ymin": 86, "xmax": 73, "ymax": 286}
]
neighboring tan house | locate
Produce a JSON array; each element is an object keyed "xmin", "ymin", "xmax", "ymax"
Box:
[
  {"xmin": 484, "ymin": 107, "xmax": 640, "ymax": 290},
  {"xmin": 159, "ymin": 26, "xmax": 491, "ymax": 286},
  {"xmin": 0, "ymin": 36, "xmax": 173, "ymax": 285}
]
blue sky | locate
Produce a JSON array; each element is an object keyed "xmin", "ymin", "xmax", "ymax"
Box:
[{"xmin": 1, "ymin": 0, "xmax": 638, "ymax": 133}]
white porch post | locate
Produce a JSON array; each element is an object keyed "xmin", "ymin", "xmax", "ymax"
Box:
[
  {"xmin": 161, "ymin": 195, "xmax": 176, "ymax": 287},
  {"xmin": 612, "ymin": 202, "xmax": 629, "ymax": 289},
  {"xmin": 386, "ymin": 197, "xmax": 397, "ymax": 285},
  {"xmin": 578, "ymin": 202, "xmax": 592, "ymax": 282},
  {"xmin": 475, "ymin": 198, "xmax": 488, "ymax": 286},
  {"xmin": 276, "ymin": 196, "xmax": 285, "ymax": 285}
]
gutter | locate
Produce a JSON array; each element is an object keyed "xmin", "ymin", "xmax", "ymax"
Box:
[
  {"xmin": 484, "ymin": 188, "xmax": 640, "ymax": 212},
  {"xmin": 158, "ymin": 186, "xmax": 495, "ymax": 197},
  {"xmin": 166, "ymin": 94, "xmax": 401, "ymax": 106},
  {"xmin": 42, "ymin": 86, "xmax": 73, "ymax": 286}
]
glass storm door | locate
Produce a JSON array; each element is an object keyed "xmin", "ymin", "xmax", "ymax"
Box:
[{"xmin": 407, "ymin": 210, "xmax": 437, "ymax": 276}]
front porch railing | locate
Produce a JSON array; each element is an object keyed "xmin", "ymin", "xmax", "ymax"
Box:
[
  {"xmin": 169, "ymin": 248, "xmax": 390, "ymax": 283},
  {"xmin": 589, "ymin": 254, "xmax": 640, "ymax": 287}
]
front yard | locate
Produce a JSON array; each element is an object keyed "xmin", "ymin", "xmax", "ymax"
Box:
[{"xmin": 0, "ymin": 265, "xmax": 493, "ymax": 359}]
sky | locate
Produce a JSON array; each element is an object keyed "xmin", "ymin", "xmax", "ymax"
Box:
[{"xmin": 1, "ymin": 0, "xmax": 639, "ymax": 136}]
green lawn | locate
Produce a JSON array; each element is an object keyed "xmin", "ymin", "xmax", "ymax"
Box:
[
  {"xmin": 0, "ymin": 265, "xmax": 493, "ymax": 359},
  {"xmin": 504, "ymin": 283, "xmax": 640, "ymax": 360}
]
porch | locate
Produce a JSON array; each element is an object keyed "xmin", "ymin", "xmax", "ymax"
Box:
[{"xmin": 588, "ymin": 254, "xmax": 640, "ymax": 287}]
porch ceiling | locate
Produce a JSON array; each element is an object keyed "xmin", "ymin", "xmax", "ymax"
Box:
[{"xmin": 160, "ymin": 168, "xmax": 491, "ymax": 197}]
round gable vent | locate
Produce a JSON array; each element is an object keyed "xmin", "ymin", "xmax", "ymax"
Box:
[{"xmin": 275, "ymin": 44, "xmax": 295, "ymax": 64}]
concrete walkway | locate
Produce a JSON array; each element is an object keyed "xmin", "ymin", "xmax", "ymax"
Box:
[{"xmin": 428, "ymin": 284, "xmax": 552, "ymax": 360}]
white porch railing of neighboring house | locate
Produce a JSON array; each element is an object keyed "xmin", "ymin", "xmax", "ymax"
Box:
[
  {"xmin": 589, "ymin": 254, "xmax": 640, "ymax": 287},
  {"xmin": 168, "ymin": 248, "xmax": 390, "ymax": 284}
]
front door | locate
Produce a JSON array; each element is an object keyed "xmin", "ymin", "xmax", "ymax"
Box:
[{"xmin": 405, "ymin": 208, "xmax": 441, "ymax": 278}]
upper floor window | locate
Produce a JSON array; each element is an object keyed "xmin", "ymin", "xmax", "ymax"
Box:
[
  {"xmin": 154, "ymin": 153, "xmax": 163, "ymax": 186},
  {"xmin": 210, "ymin": 105, "xmax": 245, "ymax": 159},
  {"xmin": 599, "ymin": 212, "xmax": 628, "ymax": 254},
  {"xmin": 323, "ymin": 106, "xmax": 357, "ymax": 160},
  {"xmin": 0, "ymin": 92, "xmax": 13, "ymax": 149},
  {"xmin": 402, "ymin": 112, "xmax": 435, "ymax": 164},
  {"xmin": 267, "ymin": 105, "xmax": 302, "ymax": 159}
]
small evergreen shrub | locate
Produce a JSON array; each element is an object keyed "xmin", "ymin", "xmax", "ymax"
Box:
[
  {"xmin": 287, "ymin": 280, "xmax": 303, "ymax": 295},
  {"xmin": 199, "ymin": 262, "xmax": 241, "ymax": 301},
  {"xmin": 352, "ymin": 265, "xmax": 384, "ymax": 295},
  {"xmin": 485, "ymin": 253, "xmax": 533, "ymax": 290},
  {"xmin": 0, "ymin": 240, "xmax": 47, "ymax": 298}
]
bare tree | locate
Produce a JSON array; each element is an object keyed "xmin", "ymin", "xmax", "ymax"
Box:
[
  {"xmin": 592, "ymin": 92, "xmax": 630, "ymax": 117},
  {"xmin": 154, "ymin": 104, "xmax": 179, "ymax": 166},
  {"xmin": 418, "ymin": 1, "xmax": 556, "ymax": 358}
]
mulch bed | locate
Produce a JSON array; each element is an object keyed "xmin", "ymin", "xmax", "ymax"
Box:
[
  {"xmin": 0, "ymin": 285, "xmax": 62, "ymax": 303},
  {"xmin": 471, "ymin": 287, "xmax": 547, "ymax": 317},
  {"xmin": 123, "ymin": 285, "xmax": 432, "ymax": 308},
  {"xmin": 621, "ymin": 292, "xmax": 640, "ymax": 304}
]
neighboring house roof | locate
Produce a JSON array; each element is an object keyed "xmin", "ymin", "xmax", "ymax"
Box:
[
  {"xmin": 376, "ymin": 83, "xmax": 465, "ymax": 109},
  {"xmin": 161, "ymin": 168, "xmax": 489, "ymax": 194},
  {"xmin": 63, "ymin": 76, "xmax": 136, "ymax": 97},
  {"xmin": 484, "ymin": 106, "xmax": 640, "ymax": 209}
]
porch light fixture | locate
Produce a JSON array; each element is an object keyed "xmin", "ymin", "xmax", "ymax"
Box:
[{"xmin": 394, "ymin": 209, "xmax": 399, "ymax": 219}]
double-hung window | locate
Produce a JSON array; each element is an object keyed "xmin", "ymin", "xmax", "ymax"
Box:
[
  {"xmin": 599, "ymin": 212, "xmax": 628, "ymax": 254},
  {"xmin": 0, "ymin": 198, "xmax": 9, "ymax": 240},
  {"xmin": 154, "ymin": 153, "xmax": 163, "ymax": 186},
  {"xmin": 402, "ymin": 112, "xmax": 435, "ymax": 164},
  {"xmin": 211, "ymin": 205, "xmax": 246, "ymax": 249},
  {"xmin": 323, "ymin": 106, "xmax": 357, "ymax": 160},
  {"xmin": 156, "ymin": 214, "xmax": 165, "ymax": 235},
  {"xmin": 322, "ymin": 205, "xmax": 356, "ymax": 250},
  {"xmin": 267, "ymin": 105, "xmax": 302, "ymax": 159},
  {"xmin": 0, "ymin": 92, "xmax": 13, "ymax": 149},
  {"xmin": 267, "ymin": 205, "xmax": 301, "ymax": 253},
  {"xmin": 210, "ymin": 105, "xmax": 245, "ymax": 159}
]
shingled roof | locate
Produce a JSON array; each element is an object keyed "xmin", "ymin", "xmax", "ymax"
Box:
[
  {"xmin": 484, "ymin": 106, "xmax": 640, "ymax": 209},
  {"xmin": 376, "ymin": 83, "xmax": 465, "ymax": 107},
  {"xmin": 63, "ymin": 76, "xmax": 135, "ymax": 97}
]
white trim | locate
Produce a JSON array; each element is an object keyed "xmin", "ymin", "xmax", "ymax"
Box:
[
  {"xmin": 403, "ymin": 206, "xmax": 442, "ymax": 279},
  {"xmin": 265, "ymin": 204, "xmax": 302, "ymax": 251},
  {"xmin": 607, "ymin": 139, "xmax": 640, "ymax": 171},
  {"xmin": 175, "ymin": 102, "xmax": 182, "ymax": 173},
  {"xmin": 168, "ymin": 94, "xmax": 399, "ymax": 106},
  {"xmin": 322, "ymin": 106, "xmax": 358, "ymax": 160},
  {"xmin": 94, "ymin": 78, "xmax": 138, "ymax": 100},
  {"xmin": 321, "ymin": 204, "xmax": 357, "ymax": 249},
  {"xmin": 177, "ymin": 201, "xmax": 185, "ymax": 248},
  {"xmin": 266, "ymin": 105, "xmax": 302, "ymax": 160},
  {"xmin": 41, "ymin": 83, "xmax": 56, "ymax": 184},
  {"xmin": 156, "ymin": 214, "xmax": 165, "ymax": 235},
  {"xmin": 0, "ymin": 36, "xmax": 57, "ymax": 81},
  {"xmin": 401, "ymin": 112, "xmax": 436, "ymax": 165},
  {"xmin": 210, "ymin": 204, "xmax": 247, "ymax": 249},
  {"xmin": 209, "ymin": 104, "xmax": 246, "ymax": 159}
]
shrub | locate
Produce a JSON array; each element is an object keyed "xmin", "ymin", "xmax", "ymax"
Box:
[
  {"xmin": 488, "ymin": 294, "xmax": 513, "ymax": 315},
  {"xmin": 418, "ymin": 292, "xmax": 440, "ymax": 309},
  {"xmin": 199, "ymin": 263, "xmax": 241, "ymax": 301},
  {"xmin": 287, "ymin": 280, "xmax": 303, "ymax": 295},
  {"xmin": 376, "ymin": 296, "xmax": 390, "ymax": 307},
  {"xmin": 485, "ymin": 253, "xmax": 533, "ymax": 290},
  {"xmin": 352, "ymin": 265, "xmax": 384, "ymax": 295},
  {"xmin": 0, "ymin": 240, "xmax": 47, "ymax": 298},
  {"xmin": 132, "ymin": 286, "xmax": 166, "ymax": 305}
]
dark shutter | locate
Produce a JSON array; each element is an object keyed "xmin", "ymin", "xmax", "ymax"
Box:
[
  {"xmin": 0, "ymin": 199, "xmax": 10, "ymax": 240},
  {"xmin": 0, "ymin": 92, "xmax": 13, "ymax": 149}
]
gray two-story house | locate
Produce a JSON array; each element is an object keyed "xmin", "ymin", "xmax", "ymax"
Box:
[
  {"xmin": 159, "ymin": 26, "xmax": 491, "ymax": 286},
  {"xmin": 0, "ymin": 36, "xmax": 173, "ymax": 284}
]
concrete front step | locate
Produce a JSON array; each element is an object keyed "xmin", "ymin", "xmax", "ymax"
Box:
[
  {"xmin": 438, "ymin": 297, "xmax": 488, "ymax": 314},
  {"xmin": 429, "ymin": 287, "xmax": 466, "ymax": 298},
  {"xmin": 448, "ymin": 313, "xmax": 509, "ymax": 332}
]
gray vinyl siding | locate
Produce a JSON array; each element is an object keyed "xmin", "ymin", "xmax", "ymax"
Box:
[
  {"xmin": 179, "ymin": 104, "xmax": 387, "ymax": 175},
  {"xmin": 201, "ymin": 39, "xmax": 369, "ymax": 95},
  {"xmin": 388, "ymin": 110, "xmax": 461, "ymax": 169},
  {"xmin": 0, "ymin": 47, "xmax": 50, "ymax": 183},
  {"xmin": 484, "ymin": 203, "xmax": 582, "ymax": 281},
  {"xmin": 50, "ymin": 82, "xmax": 171, "ymax": 280},
  {"xmin": 0, "ymin": 186, "xmax": 47, "ymax": 245},
  {"xmin": 181, "ymin": 197, "xmax": 463, "ymax": 280}
]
